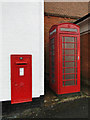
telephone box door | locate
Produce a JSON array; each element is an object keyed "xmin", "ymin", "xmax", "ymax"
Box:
[
  {"xmin": 11, "ymin": 55, "xmax": 32, "ymax": 104},
  {"xmin": 59, "ymin": 34, "xmax": 80, "ymax": 94}
]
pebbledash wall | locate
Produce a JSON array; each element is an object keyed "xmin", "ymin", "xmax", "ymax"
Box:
[
  {"xmin": 74, "ymin": 13, "xmax": 90, "ymax": 87},
  {"xmin": 0, "ymin": 0, "xmax": 44, "ymax": 102},
  {"xmin": 44, "ymin": 2, "xmax": 88, "ymax": 75}
]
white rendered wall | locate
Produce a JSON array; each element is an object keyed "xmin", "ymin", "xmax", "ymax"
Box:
[{"xmin": 0, "ymin": 0, "xmax": 44, "ymax": 101}]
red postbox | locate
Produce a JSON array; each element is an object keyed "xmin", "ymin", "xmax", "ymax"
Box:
[
  {"xmin": 11, "ymin": 55, "xmax": 32, "ymax": 104},
  {"xmin": 49, "ymin": 23, "xmax": 80, "ymax": 95}
]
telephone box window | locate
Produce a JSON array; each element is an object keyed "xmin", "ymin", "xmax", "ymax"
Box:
[
  {"xmin": 50, "ymin": 37, "xmax": 55, "ymax": 84},
  {"xmin": 60, "ymin": 28, "xmax": 77, "ymax": 32}
]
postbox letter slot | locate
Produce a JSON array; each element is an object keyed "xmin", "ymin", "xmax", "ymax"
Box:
[{"xmin": 16, "ymin": 62, "xmax": 27, "ymax": 65}]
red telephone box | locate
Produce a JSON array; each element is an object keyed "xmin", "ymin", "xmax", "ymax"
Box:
[
  {"xmin": 11, "ymin": 55, "xmax": 32, "ymax": 104},
  {"xmin": 49, "ymin": 23, "xmax": 80, "ymax": 95}
]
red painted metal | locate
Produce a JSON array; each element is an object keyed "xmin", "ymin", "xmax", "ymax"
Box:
[
  {"xmin": 11, "ymin": 55, "xmax": 32, "ymax": 104},
  {"xmin": 49, "ymin": 23, "xmax": 80, "ymax": 95}
]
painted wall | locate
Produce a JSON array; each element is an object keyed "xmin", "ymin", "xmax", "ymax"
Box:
[{"xmin": 0, "ymin": 0, "xmax": 44, "ymax": 101}]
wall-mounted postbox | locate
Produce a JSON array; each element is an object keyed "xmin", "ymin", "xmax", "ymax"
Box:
[{"xmin": 11, "ymin": 55, "xmax": 32, "ymax": 104}]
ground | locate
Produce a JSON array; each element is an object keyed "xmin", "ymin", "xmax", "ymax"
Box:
[{"xmin": 2, "ymin": 85, "xmax": 89, "ymax": 119}]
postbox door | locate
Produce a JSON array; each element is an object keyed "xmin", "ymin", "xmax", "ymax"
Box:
[
  {"xmin": 11, "ymin": 55, "xmax": 32, "ymax": 104},
  {"xmin": 59, "ymin": 34, "xmax": 80, "ymax": 94}
]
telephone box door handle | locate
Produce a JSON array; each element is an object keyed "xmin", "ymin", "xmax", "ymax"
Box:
[{"xmin": 78, "ymin": 56, "xmax": 79, "ymax": 60}]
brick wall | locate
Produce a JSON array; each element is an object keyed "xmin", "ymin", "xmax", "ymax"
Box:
[
  {"xmin": 80, "ymin": 33, "xmax": 89, "ymax": 86},
  {"xmin": 44, "ymin": 15, "xmax": 76, "ymax": 74}
]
